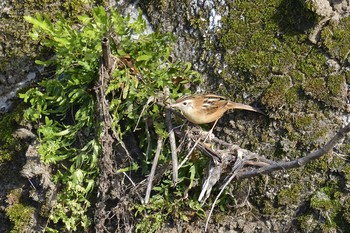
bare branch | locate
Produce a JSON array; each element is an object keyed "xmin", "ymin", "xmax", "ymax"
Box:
[
  {"xmin": 166, "ymin": 110, "xmax": 179, "ymax": 185},
  {"xmin": 144, "ymin": 137, "xmax": 164, "ymax": 204},
  {"xmin": 236, "ymin": 122, "xmax": 350, "ymax": 179},
  {"xmin": 164, "ymin": 87, "xmax": 179, "ymax": 185}
]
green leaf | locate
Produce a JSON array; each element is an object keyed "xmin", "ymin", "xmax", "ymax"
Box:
[
  {"xmin": 85, "ymin": 179, "xmax": 95, "ymax": 194},
  {"xmin": 53, "ymin": 128, "xmax": 71, "ymax": 136},
  {"xmin": 35, "ymin": 59, "xmax": 54, "ymax": 66},
  {"xmin": 136, "ymin": 54, "xmax": 152, "ymax": 62},
  {"xmin": 116, "ymin": 163, "xmax": 139, "ymax": 173},
  {"xmin": 72, "ymin": 169, "xmax": 84, "ymax": 184},
  {"xmin": 53, "ymin": 36, "xmax": 70, "ymax": 47},
  {"xmin": 188, "ymin": 164, "xmax": 196, "ymax": 189}
]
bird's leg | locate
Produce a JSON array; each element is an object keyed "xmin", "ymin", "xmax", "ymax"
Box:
[{"xmin": 203, "ymin": 118, "xmax": 219, "ymax": 143}]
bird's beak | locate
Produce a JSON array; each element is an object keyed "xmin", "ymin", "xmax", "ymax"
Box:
[{"xmin": 169, "ymin": 102, "xmax": 180, "ymax": 109}]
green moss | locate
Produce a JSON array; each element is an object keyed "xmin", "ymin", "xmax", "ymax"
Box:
[
  {"xmin": 297, "ymin": 49, "xmax": 327, "ymax": 78},
  {"xmin": 271, "ymin": 45, "xmax": 297, "ymax": 74},
  {"xmin": 6, "ymin": 189, "xmax": 36, "ymax": 233},
  {"xmin": 280, "ymin": 113, "xmax": 329, "ymax": 153},
  {"xmin": 260, "ymin": 200, "xmax": 277, "ymax": 215},
  {"xmin": 322, "ymin": 17, "xmax": 350, "ymax": 63},
  {"xmin": 278, "ymin": 184, "xmax": 301, "ymax": 205},
  {"xmin": 327, "ymin": 74, "xmax": 346, "ymax": 97},
  {"xmin": 217, "ymin": 0, "xmax": 330, "ymax": 113},
  {"xmin": 303, "ymin": 77, "xmax": 327, "ymax": 101},
  {"xmin": 0, "ymin": 104, "xmax": 25, "ymax": 164},
  {"xmin": 6, "ymin": 204, "xmax": 35, "ymax": 232},
  {"xmin": 302, "ymin": 75, "xmax": 346, "ymax": 108},
  {"xmin": 328, "ymin": 155, "xmax": 346, "ymax": 172},
  {"xmin": 290, "ymin": 70, "xmax": 305, "ymax": 83},
  {"xmin": 304, "ymin": 153, "xmax": 330, "ymax": 174},
  {"xmin": 285, "ymin": 86, "xmax": 300, "ymax": 106},
  {"xmin": 261, "ymin": 75, "xmax": 291, "ymax": 109},
  {"xmin": 218, "ymin": 0, "xmax": 282, "ymax": 95},
  {"xmin": 311, "ymin": 189, "xmax": 339, "ymax": 211},
  {"xmin": 340, "ymin": 142, "xmax": 350, "ymax": 155},
  {"xmin": 343, "ymin": 164, "xmax": 350, "ymax": 187},
  {"xmin": 294, "ymin": 114, "xmax": 313, "ymax": 129},
  {"xmin": 297, "ymin": 214, "xmax": 318, "ymax": 232},
  {"xmin": 344, "ymin": 69, "xmax": 350, "ymax": 83},
  {"xmin": 310, "ymin": 188, "xmax": 341, "ymax": 227},
  {"xmin": 283, "ymin": 121, "xmax": 300, "ymax": 142},
  {"xmin": 296, "ymin": 180, "xmax": 350, "ymax": 231}
]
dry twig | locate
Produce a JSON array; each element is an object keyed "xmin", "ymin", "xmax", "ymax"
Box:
[
  {"xmin": 144, "ymin": 137, "xmax": 164, "ymax": 204},
  {"xmin": 164, "ymin": 87, "xmax": 179, "ymax": 185}
]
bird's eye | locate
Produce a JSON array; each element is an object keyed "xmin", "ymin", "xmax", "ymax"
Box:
[{"xmin": 182, "ymin": 102, "xmax": 187, "ymax": 106}]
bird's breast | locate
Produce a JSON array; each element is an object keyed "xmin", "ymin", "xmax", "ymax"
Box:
[{"xmin": 183, "ymin": 109, "xmax": 226, "ymax": 124}]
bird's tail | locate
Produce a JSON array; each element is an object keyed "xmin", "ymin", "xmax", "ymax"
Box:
[{"xmin": 227, "ymin": 102, "xmax": 265, "ymax": 115}]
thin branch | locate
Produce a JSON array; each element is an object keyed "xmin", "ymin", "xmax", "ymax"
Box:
[
  {"xmin": 236, "ymin": 122, "xmax": 350, "ymax": 179},
  {"xmin": 167, "ymin": 110, "xmax": 179, "ymax": 185},
  {"xmin": 133, "ymin": 96, "xmax": 155, "ymax": 132},
  {"xmin": 168, "ymin": 110, "xmax": 350, "ymax": 232},
  {"xmin": 123, "ymin": 172, "xmax": 136, "ymax": 187},
  {"xmin": 145, "ymin": 120, "xmax": 152, "ymax": 160},
  {"xmin": 164, "ymin": 87, "xmax": 179, "ymax": 185},
  {"xmin": 144, "ymin": 137, "xmax": 163, "ymax": 204},
  {"xmin": 175, "ymin": 122, "xmax": 350, "ymax": 180},
  {"xmin": 203, "ymin": 118, "xmax": 219, "ymax": 143},
  {"xmin": 94, "ymin": 37, "xmax": 134, "ymax": 231}
]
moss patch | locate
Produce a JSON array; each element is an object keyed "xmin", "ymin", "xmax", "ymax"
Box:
[
  {"xmin": 302, "ymin": 75, "xmax": 346, "ymax": 108},
  {"xmin": 277, "ymin": 184, "xmax": 302, "ymax": 206},
  {"xmin": 261, "ymin": 75, "xmax": 291, "ymax": 109},
  {"xmin": 322, "ymin": 16, "xmax": 350, "ymax": 64},
  {"xmin": 6, "ymin": 204, "xmax": 36, "ymax": 233},
  {"xmin": 5, "ymin": 188, "xmax": 36, "ymax": 233},
  {"xmin": 327, "ymin": 74, "xmax": 346, "ymax": 99},
  {"xmin": 0, "ymin": 104, "xmax": 25, "ymax": 164},
  {"xmin": 303, "ymin": 77, "xmax": 327, "ymax": 101}
]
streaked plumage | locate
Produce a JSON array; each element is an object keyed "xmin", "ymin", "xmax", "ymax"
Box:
[{"xmin": 171, "ymin": 94, "xmax": 264, "ymax": 124}]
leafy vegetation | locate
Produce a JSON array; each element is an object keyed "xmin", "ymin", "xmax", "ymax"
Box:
[
  {"xmin": 133, "ymin": 170, "xmax": 205, "ymax": 232},
  {"xmin": 19, "ymin": 6, "xmax": 205, "ymax": 232}
]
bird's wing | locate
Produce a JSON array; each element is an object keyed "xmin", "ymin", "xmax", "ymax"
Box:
[{"xmin": 202, "ymin": 96, "xmax": 228, "ymax": 115}]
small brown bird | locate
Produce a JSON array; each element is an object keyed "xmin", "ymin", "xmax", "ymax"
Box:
[{"xmin": 170, "ymin": 94, "xmax": 264, "ymax": 124}]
